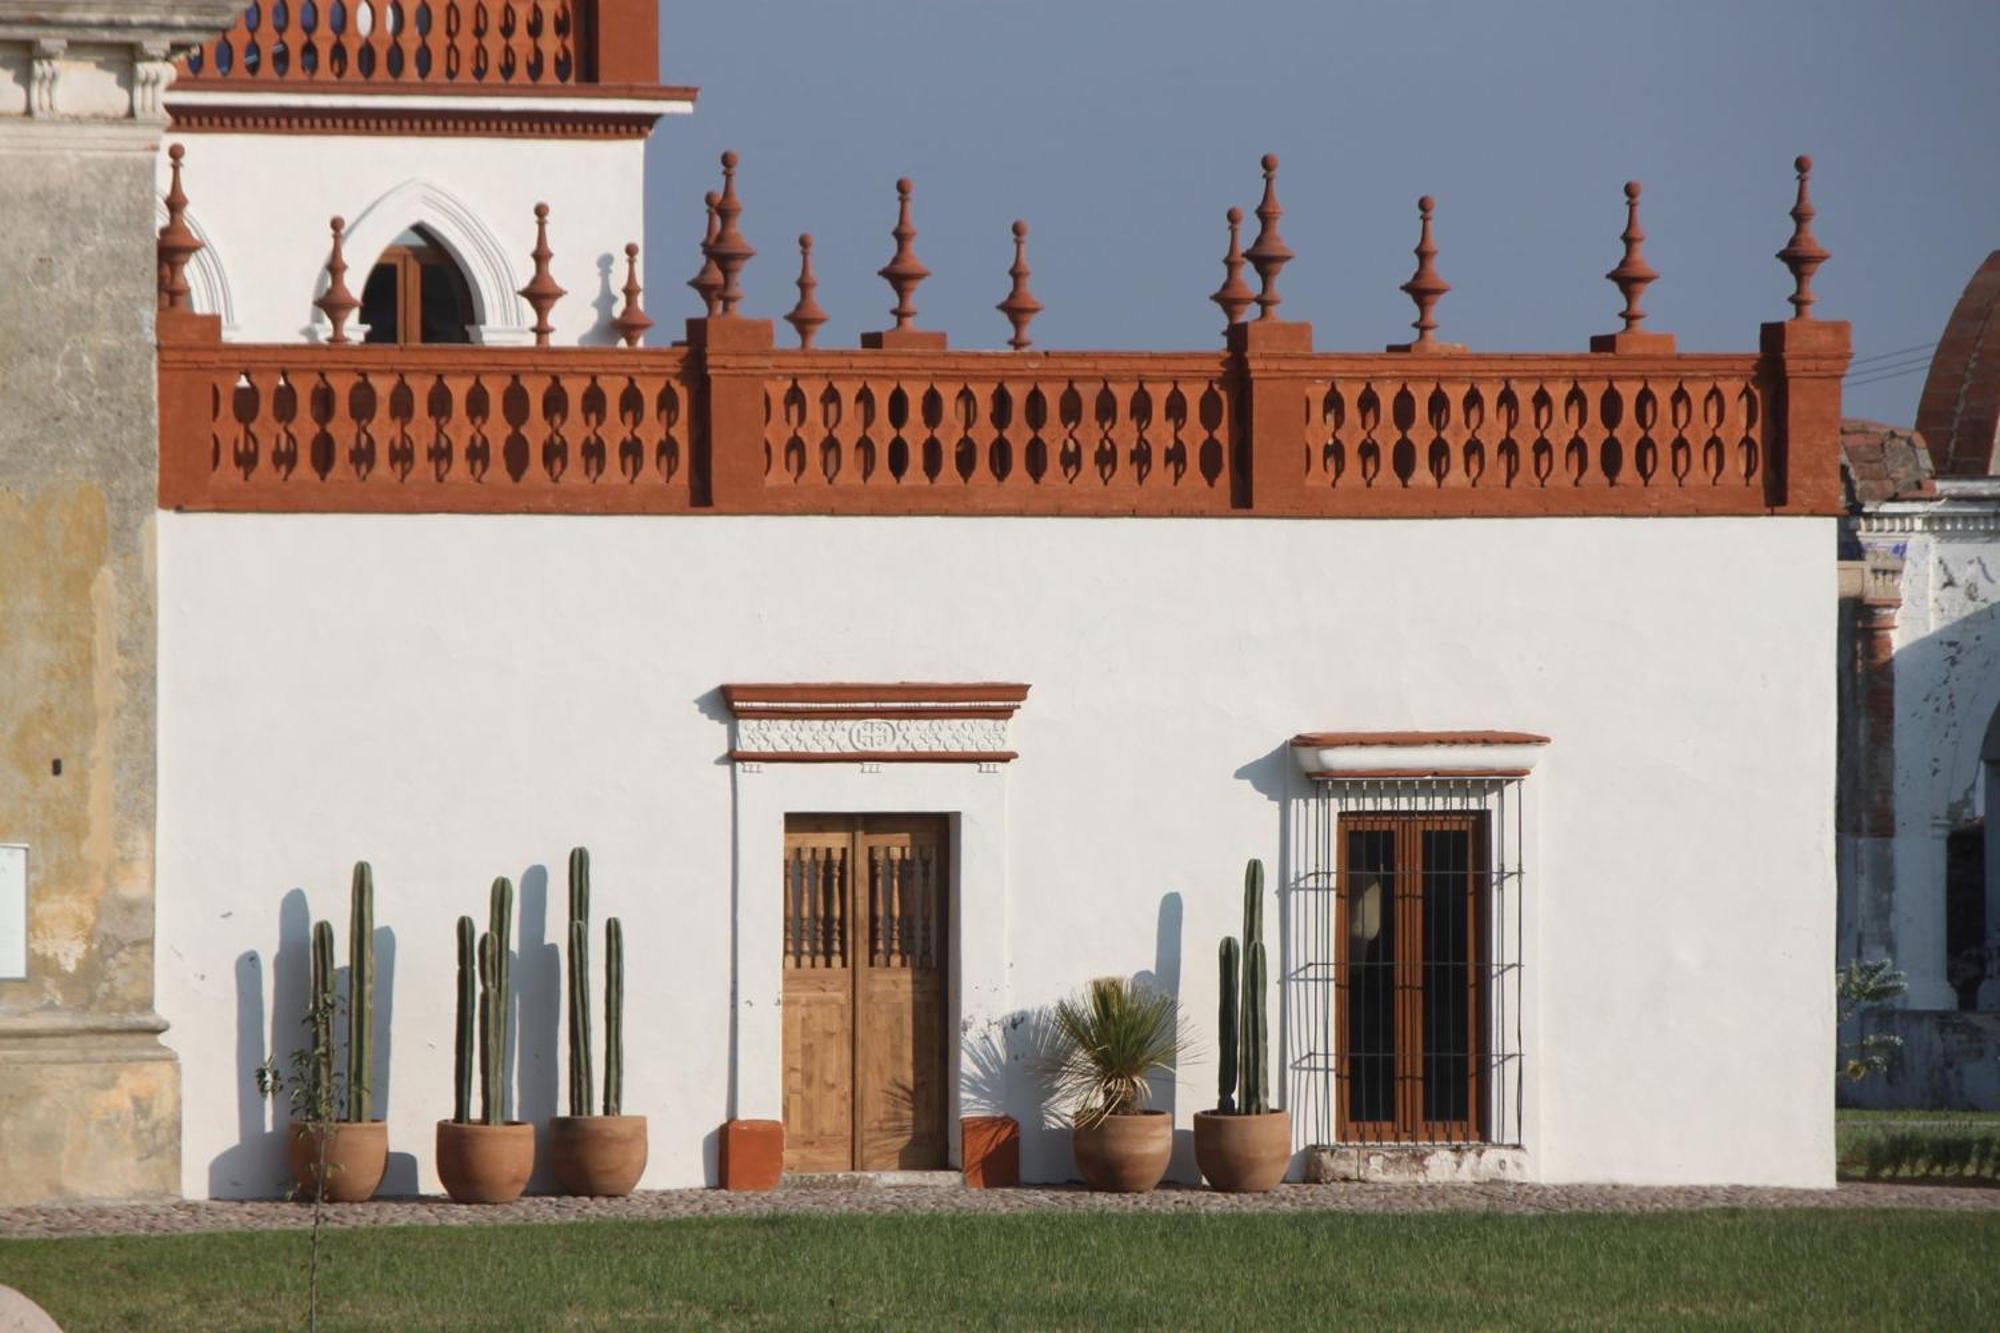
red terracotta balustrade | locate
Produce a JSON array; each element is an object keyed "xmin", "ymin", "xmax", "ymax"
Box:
[
  {"xmin": 174, "ymin": 0, "xmax": 671, "ymax": 93},
  {"xmin": 156, "ymin": 151, "xmax": 1854, "ymax": 520}
]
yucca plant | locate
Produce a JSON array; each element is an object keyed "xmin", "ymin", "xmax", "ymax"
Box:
[{"xmin": 1046, "ymin": 977, "xmax": 1189, "ymax": 1129}]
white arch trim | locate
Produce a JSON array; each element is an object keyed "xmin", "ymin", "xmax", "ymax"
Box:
[
  {"xmin": 153, "ymin": 198, "xmax": 238, "ymax": 335},
  {"xmin": 317, "ymin": 178, "xmax": 532, "ymax": 347}
]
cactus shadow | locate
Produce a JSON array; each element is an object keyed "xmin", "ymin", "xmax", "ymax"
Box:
[
  {"xmin": 206, "ymin": 948, "xmax": 278, "ymax": 1198},
  {"xmin": 207, "ymin": 888, "xmax": 312, "ymax": 1198},
  {"xmin": 1134, "ymin": 889, "xmax": 1197, "ymax": 1184},
  {"xmin": 515, "ymin": 863, "xmax": 562, "ymax": 1192}
]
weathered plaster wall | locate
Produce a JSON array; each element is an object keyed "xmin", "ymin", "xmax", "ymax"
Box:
[
  {"xmin": 157, "ymin": 513, "xmax": 1840, "ymax": 1194},
  {"xmin": 1842, "ymin": 487, "xmax": 2000, "ymax": 1108},
  {"xmin": 0, "ymin": 0, "xmax": 242, "ymax": 1203},
  {"xmin": 152, "ymin": 132, "xmax": 651, "ymax": 346}
]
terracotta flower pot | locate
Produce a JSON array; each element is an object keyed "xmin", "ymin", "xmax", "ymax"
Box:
[
  {"xmin": 549, "ymin": 1115, "xmax": 649, "ymax": 1197},
  {"xmin": 1071, "ymin": 1110, "xmax": 1173, "ymax": 1193},
  {"xmin": 1193, "ymin": 1109, "xmax": 1292, "ymax": 1193},
  {"xmin": 285, "ymin": 1120, "xmax": 388, "ymax": 1203},
  {"xmin": 435, "ymin": 1120, "xmax": 535, "ymax": 1204}
]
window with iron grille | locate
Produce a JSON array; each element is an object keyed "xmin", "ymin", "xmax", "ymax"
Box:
[{"xmin": 1287, "ymin": 779, "xmax": 1525, "ymax": 1147}]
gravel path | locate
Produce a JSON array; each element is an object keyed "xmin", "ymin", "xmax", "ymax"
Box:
[{"xmin": 4, "ymin": 1180, "xmax": 1997, "ymax": 1241}]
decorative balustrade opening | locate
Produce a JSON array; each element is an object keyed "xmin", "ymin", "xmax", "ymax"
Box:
[{"xmin": 182, "ymin": 1, "xmax": 587, "ymax": 85}]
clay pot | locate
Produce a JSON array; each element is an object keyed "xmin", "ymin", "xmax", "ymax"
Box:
[
  {"xmin": 1193, "ymin": 1109, "xmax": 1293, "ymax": 1192},
  {"xmin": 435, "ymin": 1120, "xmax": 535, "ymax": 1204},
  {"xmin": 1071, "ymin": 1110, "xmax": 1174, "ymax": 1193},
  {"xmin": 549, "ymin": 1115, "xmax": 649, "ymax": 1197},
  {"xmin": 285, "ymin": 1120, "xmax": 388, "ymax": 1203}
]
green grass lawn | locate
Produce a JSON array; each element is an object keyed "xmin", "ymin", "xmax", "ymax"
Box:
[
  {"xmin": 3, "ymin": 1210, "xmax": 1998, "ymax": 1331},
  {"xmin": 1837, "ymin": 1108, "xmax": 2000, "ymax": 1180}
]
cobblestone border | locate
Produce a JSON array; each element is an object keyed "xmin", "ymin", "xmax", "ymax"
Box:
[{"xmin": 4, "ymin": 1180, "xmax": 1997, "ymax": 1241}]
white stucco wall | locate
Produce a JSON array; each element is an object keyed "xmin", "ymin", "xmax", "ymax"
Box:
[
  {"xmin": 155, "ymin": 514, "xmax": 1839, "ymax": 1196},
  {"xmin": 154, "ymin": 132, "xmax": 650, "ymax": 345}
]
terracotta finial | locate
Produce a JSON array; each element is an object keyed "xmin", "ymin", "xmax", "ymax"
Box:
[
  {"xmin": 518, "ymin": 202, "xmax": 567, "ymax": 347},
  {"xmin": 157, "ymin": 143, "xmax": 202, "ymax": 313},
  {"xmin": 1210, "ymin": 206, "xmax": 1255, "ymax": 328},
  {"xmin": 878, "ymin": 177, "xmax": 932, "ymax": 332},
  {"xmin": 1245, "ymin": 153, "xmax": 1295, "ymax": 321},
  {"xmin": 997, "ymin": 220, "xmax": 1043, "ymax": 351},
  {"xmin": 1398, "ymin": 195, "xmax": 1450, "ymax": 349},
  {"xmin": 709, "ymin": 151, "xmax": 757, "ymax": 317},
  {"xmin": 1605, "ymin": 181, "xmax": 1659, "ymax": 332},
  {"xmin": 314, "ymin": 215, "xmax": 360, "ymax": 345},
  {"xmin": 785, "ymin": 234, "xmax": 829, "ymax": 349},
  {"xmin": 613, "ymin": 242, "xmax": 654, "ymax": 348},
  {"xmin": 1776, "ymin": 154, "xmax": 1830, "ymax": 319},
  {"xmin": 688, "ymin": 191, "xmax": 724, "ymax": 317}
]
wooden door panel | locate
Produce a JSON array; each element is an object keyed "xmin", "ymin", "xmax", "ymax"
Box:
[
  {"xmin": 781, "ymin": 828, "xmax": 853, "ymax": 1172},
  {"xmin": 783, "ymin": 971, "xmax": 851, "ymax": 1171},
  {"xmin": 782, "ymin": 815, "xmax": 948, "ymax": 1173},
  {"xmin": 855, "ymin": 825, "xmax": 948, "ymax": 1170}
]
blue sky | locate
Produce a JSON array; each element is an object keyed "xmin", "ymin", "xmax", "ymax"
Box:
[{"xmin": 642, "ymin": 1, "xmax": 2000, "ymax": 426}]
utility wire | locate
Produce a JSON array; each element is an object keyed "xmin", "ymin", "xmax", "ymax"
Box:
[
  {"xmin": 1847, "ymin": 339, "xmax": 1938, "ymax": 369},
  {"xmin": 1846, "ymin": 364, "xmax": 1933, "ymax": 390},
  {"xmin": 1845, "ymin": 357, "xmax": 1935, "ymax": 384}
]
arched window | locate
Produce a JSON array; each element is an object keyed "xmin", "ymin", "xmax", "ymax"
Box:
[{"xmin": 359, "ymin": 227, "xmax": 476, "ymax": 345}]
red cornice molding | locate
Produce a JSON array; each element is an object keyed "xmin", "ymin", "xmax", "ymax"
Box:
[
  {"xmin": 166, "ymin": 106, "xmax": 663, "ymax": 139},
  {"xmin": 722, "ymin": 683, "xmax": 1031, "ymax": 719},
  {"xmin": 168, "ymin": 78, "xmax": 700, "ymax": 102}
]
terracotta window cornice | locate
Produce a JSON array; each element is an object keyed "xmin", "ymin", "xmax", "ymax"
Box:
[{"xmin": 1290, "ymin": 730, "xmax": 1550, "ymax": 780}]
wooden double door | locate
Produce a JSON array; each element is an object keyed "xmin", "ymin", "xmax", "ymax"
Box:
[{"xmin": 782, "ymin": 815, "xmax": 950, "ymax": 1172}]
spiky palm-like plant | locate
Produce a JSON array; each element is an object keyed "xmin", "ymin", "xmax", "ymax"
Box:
[{"xmin": 1046, "ymin": 977, "xmax": 1188, "ymax": 1129}]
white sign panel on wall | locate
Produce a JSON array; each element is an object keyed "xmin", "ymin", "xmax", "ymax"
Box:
[{"xmin": 0, "ymin": 844, "xmax": 24, "ymax": 979}]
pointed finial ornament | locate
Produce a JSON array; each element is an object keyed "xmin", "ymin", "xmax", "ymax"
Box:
[
  {"xmin": 157, "ymin": 143, "xmax": 202, "ymax": 312},
  {"xmin": 997, "ymin": 220, "xmax": 1043, "ymax": 351},
  {"xmin": 709, "ymin": 151, "xmax": 756, "ymax": 316},
  {"xmin": 1398, "ymin": 195, "xmax": 1450, "ymax": 349},
  {"xmin": 519, "ymin": 202, "xmax": 567, "ymax": 347},
  {"xmin": 879, "ymin": 177, "xmax": 931, "ymax": 331},
  {"xmin": 613, "ymin": 242, "xmax": 653, "ymax": 348},
  {"xmin": 689, "ymin": 191, "xmax": 723, "ymax": 317},
  {"xmin": 1606, "ymin": 181, "xmax": 1658, "ymax": 332},
  {"xmin": 785, "ymin": 234, "xmax": 829, "ymax": 349},
  {"xmin": 1777, "ymin": 154, "xmax": 1829, "ymax": 319},
  {"xmin": 314, "ymin": 215, "xmax": 360, "ymax": 345},
  {"xmin": 1210, "ymin": 206, "xmax": 1255, "ymax": 328},
  {"xmin": 1245, "ymin": 154, "xmax": 1294, "ymax": 321}
]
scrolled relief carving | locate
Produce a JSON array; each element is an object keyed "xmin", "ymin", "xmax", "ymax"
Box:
[{"xmin": 736, "ymin": 715, "xmax": 1011, "ymax": 756}]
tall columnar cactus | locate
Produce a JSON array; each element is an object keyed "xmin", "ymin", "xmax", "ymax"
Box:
[
  {"xmin": 566, "ymin": 847, "xmax": 594, "ymax": 1118},
  {"xmin": 478, "ymin": 876, "xmax": 514, "ymax": 1127},
  {"xmin": 1239, "ymin": 858, "xmax": 1270, "ymax": 1116},
  {"xmin": 346, "ymin": 861, "xmax": 375, "ymax": 1124},
  {"xmin": 1216, "ymin": 936, "xmax": 1241, "ymax": 1114},
  {"xmin": 600, "ymin": 908, "xmax": 624, "ymax": 1112},
  {"xmin": 453, "ymin": 915, "xmax": 476, "ymax": 1124},
  {"xmin": 605, "ymin": 917, "xmax": 625, "ymax": 1116},
  {"xmin": 310, "ymin": 918, "xmax": 336, "ymax": 1122}
]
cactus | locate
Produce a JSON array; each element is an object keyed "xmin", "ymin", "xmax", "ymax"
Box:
[
  {"xmin": 1216, "ymin": 936, "xmax": 1240, "ymax": 1113},
  {"xmin": 346, "ymin": 861, "xmax": 374, "ymax": 1124},
  {"xmin": 1215, "ymin": 859, "xmax": 1271, "ymax": 1116},
  {"xmin": 310, "ymin": 918, "xmax": 336, "ymax": 1122},
  {"xmin": 1240, "ymin": 858, "xmax": 1270, "ymax": 1116},
  {"xmin": 566, "ymin": 847, "xmax": 594, "ymax": 1118},
  {"xmin": 479, "ymin": 876, "xmax": 514, "ymax": 1127},
  {"xmin": 453, "ymin": 915, "xmax": 475, "ymax": 1124},
  {"xmin": 605, "ymin": 917, "xmax": 624, "ymax": 1116}
]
